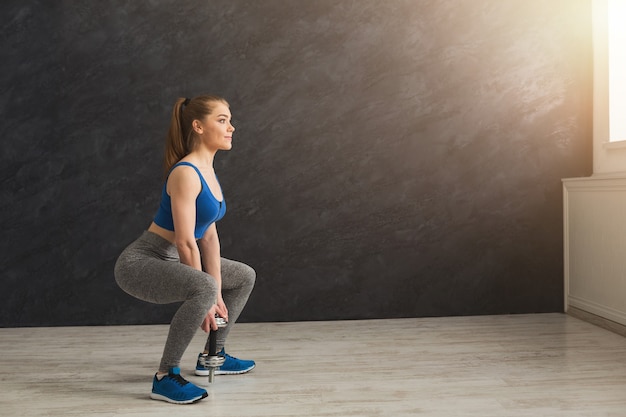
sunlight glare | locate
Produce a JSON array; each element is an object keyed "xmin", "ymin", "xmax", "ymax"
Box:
[{"xmin": 608, "ymin": 0, "xmax": 626, "ymax": 141}]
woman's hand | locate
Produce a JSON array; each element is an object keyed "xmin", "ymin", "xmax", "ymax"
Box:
[
  {"xmin": 201, "ymin": 305, "xmax": 219, "ymax": 333},
  {"xmin": 200, "ymin": 297, "xmax": 229, "ymax": 333},
  {"xmin": 215, "ymin": 295, "xmax": 229, "ymax": 322}
]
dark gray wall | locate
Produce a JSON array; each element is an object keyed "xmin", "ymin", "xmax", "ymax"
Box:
[{"xmin": 1, "ymin": 0, "xmax": 592, "ymax": 327}]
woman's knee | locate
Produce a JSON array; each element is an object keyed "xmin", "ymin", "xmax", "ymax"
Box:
[
  {"xmin": 222, "ymin": 259, "xmax": 256, "ymax": 290},
  {"xmin": 189, "ymin": 274, "xmax": 219, "ymax": 300},
  {"xmin": 247, "ymin": 269, "xmax": 256, "ymax": 292},
  {"xmin": 239, "ymin": 263, "xmax": 256, "ymax": 289}
]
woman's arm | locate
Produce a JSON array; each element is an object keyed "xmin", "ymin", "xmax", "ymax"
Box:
[
  {"xmin": 198, "ymin": 223, "xmax": 229, "ymax": 322},
  {"xmin": 169, "ymin": 166, "xmax": 203, "ymax": 270}
]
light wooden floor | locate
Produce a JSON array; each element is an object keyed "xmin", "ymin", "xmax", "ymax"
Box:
[{"xmin": 1, "ymin": 313, "xmax": 625, "ymax": 416}]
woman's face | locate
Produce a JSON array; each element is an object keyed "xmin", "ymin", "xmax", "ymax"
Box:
[{"xmin": 197, "ymin": 102, "xmax": 235, "ymax": 152}]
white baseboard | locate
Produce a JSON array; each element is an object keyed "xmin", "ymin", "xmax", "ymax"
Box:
[{"xmin": 568, "ymin": 295, "xmax": 626, "ymax": 327}]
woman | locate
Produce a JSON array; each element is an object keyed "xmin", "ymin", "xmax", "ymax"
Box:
[{"xmin": 114, "ymin": 95, "xmax": 256, "ymax": 404}]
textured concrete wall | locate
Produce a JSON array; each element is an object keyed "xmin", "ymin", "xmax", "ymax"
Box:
[{"xmin": 0, "ymin": 0, "xmax": 592, "ymax": 326}]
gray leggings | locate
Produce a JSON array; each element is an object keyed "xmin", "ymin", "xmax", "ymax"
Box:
[{"xmin": 114, "ymin": 231, "xmax": 256, "ymax": 372}]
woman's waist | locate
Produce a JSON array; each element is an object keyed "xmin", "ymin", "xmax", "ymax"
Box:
[{"xmin": 147, "ymin": 222, "xmax": 177, "ymax": 245}]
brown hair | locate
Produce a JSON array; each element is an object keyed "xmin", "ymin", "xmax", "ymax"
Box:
[{"xmin": 163, "ymin": 95, "xmax": 229, "ymax": 177}]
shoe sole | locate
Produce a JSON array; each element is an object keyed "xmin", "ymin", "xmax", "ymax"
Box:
[
  {"xmin": 150, "ymin": 391, "xmax": 208, "ymax": 404},
  {"xmin": 195, "ymin": 364, "xmax": 255, "ymax": 376}
]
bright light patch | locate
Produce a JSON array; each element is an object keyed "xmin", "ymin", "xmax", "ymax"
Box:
[{"xmin": 608, "ymin": 0, "xmax": 626, "ymax": 141}]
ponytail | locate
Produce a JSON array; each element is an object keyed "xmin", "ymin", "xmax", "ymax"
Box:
[{"xmin": 163, "ymin": 97, "xmax": 189, "ymax": 178}]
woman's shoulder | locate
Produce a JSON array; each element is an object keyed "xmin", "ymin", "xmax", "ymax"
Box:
[
  {"xmin": 167, "ymin": 162, "xmax": 202, "ymax": 192},
  {"xmin": 171, "ymin": 159, "xmax": 199, "ymax": 171},
  {"xmin": 169, "ymin": 159, "xmax": 201, "ymax": 177}
]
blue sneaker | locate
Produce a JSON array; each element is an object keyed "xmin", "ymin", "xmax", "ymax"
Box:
[
  {"xmin": 195, "ymin": 348, "xmax": 256, "ymax": 376},
  {"xmin": 150, "ymin": 367, "xmax": 207, "ymax": 404}
]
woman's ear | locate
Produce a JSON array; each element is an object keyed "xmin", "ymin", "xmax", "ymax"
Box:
[{"xmin": 192, "ymin": 120, "xmax": 203, "ymax": 134}]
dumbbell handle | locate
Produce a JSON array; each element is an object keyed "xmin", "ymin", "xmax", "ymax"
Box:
[{"xmin": 208, "ymin": 328, "xmax": 218, "ymax": 356}]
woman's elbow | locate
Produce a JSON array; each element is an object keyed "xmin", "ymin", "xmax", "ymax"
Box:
[{"xmin": 175, "ymin": 237, "xmax": 198, "ymax": 252}]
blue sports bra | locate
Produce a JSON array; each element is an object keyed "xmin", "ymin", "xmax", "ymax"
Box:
[{"xmin": 153, "ymin": 162, "xmax": 226, "ymax": 239}]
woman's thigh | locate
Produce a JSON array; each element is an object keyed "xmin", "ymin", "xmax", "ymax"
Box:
[{"xmin": 116, "ymin": 252, "xmax": 217, "ymax": 305}]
